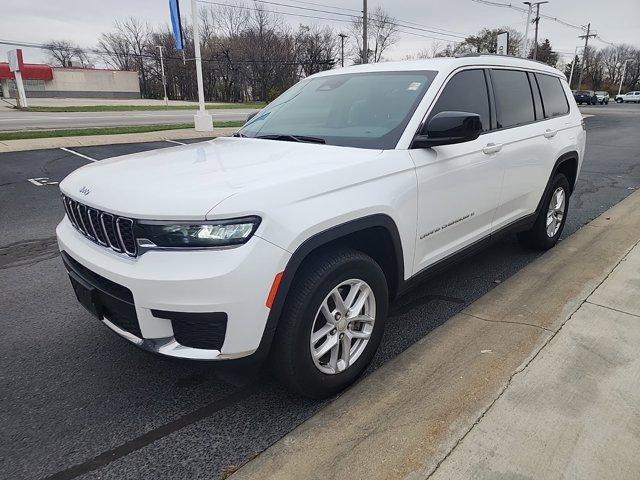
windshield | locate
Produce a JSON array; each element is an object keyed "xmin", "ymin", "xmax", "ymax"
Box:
[{"xmin": 238, "ymin": 71, "xmax": 437, "ymax": 149}]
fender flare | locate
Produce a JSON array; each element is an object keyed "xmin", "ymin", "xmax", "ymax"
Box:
[
  {"xmin": 534, "ymin": 151, "xmax": 579, "ymax": 216},
  {"xmin": 252, "ymin": 214, "xmax": 404, "ymax": 360}
]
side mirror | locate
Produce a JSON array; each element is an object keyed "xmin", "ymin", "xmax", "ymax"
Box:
[{"xmin": 412, "ymin": 111, "xmax": 483, "ymax": 148}]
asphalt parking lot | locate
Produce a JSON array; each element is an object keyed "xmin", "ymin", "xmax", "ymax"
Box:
[{"xmin": 1, "ymin": 103, "xmax": 639, "ymax": 480}]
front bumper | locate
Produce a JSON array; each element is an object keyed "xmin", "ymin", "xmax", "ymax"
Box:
[{"xmin": 56, "ymin": 217, "xmax": 290, "ymax": 360}]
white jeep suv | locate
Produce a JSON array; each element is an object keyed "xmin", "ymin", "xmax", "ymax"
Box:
[{"xmin": 57, "ymin": 56, "xmax": 585, "ymax": 398}]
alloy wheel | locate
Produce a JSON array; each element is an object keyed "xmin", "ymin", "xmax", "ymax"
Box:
[
  {"xmin": 546, "ymin": 186, "xmax": 566, "ymax": 237},
  {"xmin": 309, "ymin": 279, "xmax": 376, "ymax": 374}
]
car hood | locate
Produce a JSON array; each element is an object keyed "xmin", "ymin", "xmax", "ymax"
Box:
[{"xmin": 60, "ymin": 137, "xmax": 382, "ymax": 220}]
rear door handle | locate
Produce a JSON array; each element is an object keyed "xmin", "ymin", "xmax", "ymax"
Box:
[
  {"xmin": 544, "ymin": 129, "xmax": 557, "ymax": 139},
  {"xmin": 482, "ymin": 143, "xmax": 503, "ymax": 155}
]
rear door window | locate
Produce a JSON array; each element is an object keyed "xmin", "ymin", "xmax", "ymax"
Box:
[
  {"xmin": 491, "ymin": 69, "xmax": 535, "ymax": 128},
  {"xmin": 535, "ymin": 74, "xmax": 570, "ymax": 118},
  {"xmin": 427, "ymin": 69, "xmax": 491, "ymax": 132}
]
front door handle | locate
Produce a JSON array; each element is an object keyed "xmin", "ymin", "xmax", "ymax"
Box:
[
  {"xmin": 544, "ymin": 129, "xmax": 557, "ymax": 139},
  {"xmin": 482, "ymin": 143, "xmax": 503, "ymax": 155}
]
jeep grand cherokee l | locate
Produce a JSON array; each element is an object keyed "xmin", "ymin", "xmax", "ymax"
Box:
[{"xmin": 57, "ymin": 56, "xmax": 585, "ymax": 398}]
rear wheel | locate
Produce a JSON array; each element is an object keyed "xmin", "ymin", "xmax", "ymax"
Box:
[
  {"xmin": 518, "ymin": 173, "xmax": 570, "ymax": 250},
  {"xmin": 271, "ymin": 248, "xmax": 388, "ymax": 398}
]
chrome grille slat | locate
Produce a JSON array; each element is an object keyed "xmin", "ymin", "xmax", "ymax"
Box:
[
  {"xmin": 78, "ymin": 204, "xmax": 95, "ymax": 240},
  {"xmin": 100, "ymin": 212, "xmax": 124, "ymax": 253},
  {"xmin": 62, "ymin": 194, "xmax": 136, "ymax": 257},
  {"xmin": 88, "ymin": 208, "xmax": 108, "ymax": 246},
  {"xmin": 74, "ymin": 201, "xmax": 88, "ymax": 235},
  {"xmin": 116, "ymin": 217, "xmax": 136, "ymax": 257}
]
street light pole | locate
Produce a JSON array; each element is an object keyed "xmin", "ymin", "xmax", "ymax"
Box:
[
  {"xmin": 191, "ymin": 0, "xmax": 213, "ymax": 131},
  {"xmin": 338, "ymin": 33, "xmax": 347, "ymax": 67},
  {"xmin": 618, "ymin": 59, "xmax": 629, "ymax": 96},
  {"xmin": 522, "ymin": 2, "xmax": 533, "ymax": 57},
  {"xmin": 362, "ymin": 0, "xmax": 368, "ymax": 64},
  {"xmin": 568, "ymin": 45, "xmax": 580, "ymax": 89},
  {"xmin": 156, "ymin": 45, "xmax": 169, "ymax": 106}
]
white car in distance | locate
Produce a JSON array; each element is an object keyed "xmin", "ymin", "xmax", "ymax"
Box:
[
  {"xmin": 57, "ymin": 56, "xmax": 586, "ymax": 398},
  {"xmin": 615, "ymin": 91, "xmax": 640, "ymax": 103}
]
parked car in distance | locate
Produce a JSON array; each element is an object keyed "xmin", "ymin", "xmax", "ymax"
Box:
[
  {"xmin": 573, "ymin": 90, "xmax": 598, "ymax": 105},
  {"xmin": 595, "ymin": 91, "xmax": 609, "ymax": 104},
  {"xmin": 57, "ymin": 56, "xmax": 586, "ymax": 398},
  {"xmin": 615, "ymin": 91, "xmax": 640, "ymax": 103}
]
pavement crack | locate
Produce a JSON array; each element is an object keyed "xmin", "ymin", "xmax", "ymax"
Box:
[
  {"xmin": 423, "ymin": 238, "xmax": 640, "ymax": 480},
  {"xmin": 461, "ymin": 312, "xmax": 553, "ymax": 332},
  {"xmin": 584, "ymin": 300, "xmax": 640, "ymax": 319}
]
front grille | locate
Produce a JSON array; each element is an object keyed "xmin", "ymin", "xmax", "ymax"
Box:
[{"xmin": 62, "ymin": 195, "xmax": 137, "ymax": 257}]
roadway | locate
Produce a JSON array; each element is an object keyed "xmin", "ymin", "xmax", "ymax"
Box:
[
  {"xmin": 0, "ymin": 108, "xmax": 257, "ymax": 131},
  {"xmin": 1, "ymin": 103, "xmax": 639, "ymax": 479}
]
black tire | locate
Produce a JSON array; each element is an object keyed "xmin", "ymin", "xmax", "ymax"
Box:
[
  {"xmin": 270, "ymin": 248, "xmax": 388, "ymax": 398},
  {"xmin": 616, "ymin": 98, "xmax": 623, "ymax": 103},
  {"xmin": 517, "ymin": 173, "xmax": 570, "ymax": 251}
]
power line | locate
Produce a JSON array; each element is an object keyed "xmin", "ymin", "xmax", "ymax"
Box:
[
  {"xmin": 198, "ymin": 0, "xmax": 468, "ymax": 40},
  {"xmin": 471, "ymin": 0, "xmax": 619, "ymax": 47},
  {"xmin": 197, "ymin": 0, "xmax": 353, "ymax": 24},
  {"xmin": 286, "ymin": 0, "xmax": 471, "ymax": 37}
]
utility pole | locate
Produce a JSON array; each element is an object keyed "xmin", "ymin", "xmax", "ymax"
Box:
[
  {"xmin": 522, "ymin": 2, "xmax": 533, "ymax": 57},
  {"xmin": 156, "ymin": 45, "xmax": 169, "ymax": 106},
  {"xmin": 576, "ymin": 23, "xmax": 597, "ymax": 90},
  {"xmin": 191, "ymin": 0, "xmax": 213, "ymax": 132},
  {"xmin": 362, "ymin": 0, "xmax": 368, "ymax": 64},
  {"xmin": 338, "ymin": 33, "xmax": 348, "ymax": 67},
  {"xmin": 532, "ymin": 1, "xmax": 548, "ymax": 60}
]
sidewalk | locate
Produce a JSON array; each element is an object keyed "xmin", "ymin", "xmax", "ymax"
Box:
[
  {"xmin": 231, "ymin": 189, "xmax": 640, "ymax": 480},
  {"xmin": 0, "ymin": 127, "xmax": 237, "ymax": 153}
]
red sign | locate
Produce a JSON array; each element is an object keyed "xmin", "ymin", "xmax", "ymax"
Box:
[{"xmin": 7, "ymin": 49, "xmax": 24, "ymax": 72}]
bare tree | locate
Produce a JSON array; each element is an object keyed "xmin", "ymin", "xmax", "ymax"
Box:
[
  {"xmin": 295, "ymin": 25, "xmax": 338, "ymax": 76},
  {"xmin": 350, "ymin": 6, "xmax": 399, "ymax": 63},
  {"xmin": 98, "ymin": 32, "xmax": 135, "ymax": 70},
  {"xmin": 99, "ymin": 18, "xmax": 153, "ymax": 97},
  {"xmin": 43, "ymin": 40, "xmax": 89, "ymax": 67}
]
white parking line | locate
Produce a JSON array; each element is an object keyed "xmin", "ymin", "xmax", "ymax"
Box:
[
  {"xmin": 28, "ymin": 177, "xmax": 58, "ymax": 186},
  {"xmin": 60, "ymin": 147, "xmax": 98, "ymax": 162},
  {"xmin": 165, "ymin": 139, "xmax": 186, "ymax": 145}
]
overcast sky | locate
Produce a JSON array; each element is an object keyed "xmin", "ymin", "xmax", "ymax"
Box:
[{"xmin": 1, "ymin": 0, "xmax": 638, "ymax": 68}]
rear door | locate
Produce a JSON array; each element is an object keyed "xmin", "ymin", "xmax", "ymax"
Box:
[
  {"xmin": 487, "ymin": 69, "xmax": 556, "ymax": 229},
  {"xmin": 409, "ymin": 68, "xmax": 504, "ymax": 273}
]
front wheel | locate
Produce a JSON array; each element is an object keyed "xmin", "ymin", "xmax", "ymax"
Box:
[
  {"xmin": 518, "ymin": 173, "xmax": 570, "ymax": 250},
  {"xmin": 616, "ymin": 98, "xmax": 623, "ymax": 103},
  {"xmin": 271, "ymin": 248, "xmax": 388, "ymax": 398}
]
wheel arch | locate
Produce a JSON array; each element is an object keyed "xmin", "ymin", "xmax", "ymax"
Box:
[
  {"xmin": 531, "ymin": 151, "xmax": 579, "ymax": 220},
  {"xmin": 253, "ymin": 214, "xmax": 404, "ymax": 360}
]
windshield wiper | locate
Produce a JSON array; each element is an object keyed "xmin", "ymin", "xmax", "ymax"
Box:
[
  {"xmin": 232, "ymin": 132, "xmax": 247, "ymax": 137},
  {"xmin": 256, "ymin": 134, "xmax": 325, "ymax": 144}
]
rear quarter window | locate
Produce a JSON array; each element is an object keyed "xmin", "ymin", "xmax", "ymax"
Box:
[
  {"xmin": 535, "ymin": 74, "xmax": 570, "ymax": 118},
  {"xmin": 536, "ymin": 73, "xmax": 569, "ymax": 118}
]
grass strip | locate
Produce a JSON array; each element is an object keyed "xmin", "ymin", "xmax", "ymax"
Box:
[
  {"xmin": 21, "ymin": 102, "xmax": 265, "ymax": 113},
  {"xmin": 0, "ymin": 121, "xmax": 243, "ymax": 141}
]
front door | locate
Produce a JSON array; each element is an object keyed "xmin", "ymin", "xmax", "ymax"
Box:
[{"xmin": 410, "ymin": 68, "xmax": 504, "ymax": 274}]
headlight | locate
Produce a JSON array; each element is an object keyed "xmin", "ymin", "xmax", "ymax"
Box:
[{"xmin": 135, "ymin": 216, "xmax": 261, "ymax": 248}]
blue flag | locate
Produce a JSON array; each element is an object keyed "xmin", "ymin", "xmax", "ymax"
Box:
[{"xmin": 169, "ymin": 0, "xmax": 184, "ymax": 50}]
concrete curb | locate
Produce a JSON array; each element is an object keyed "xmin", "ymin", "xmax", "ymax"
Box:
[
  {"xmin": 230, "ymin": 189, "xmax": 640, "ymax": 480},
  {"xmin": 0, "ymin": 127, "xmax": 238, "ymax": 153}
]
